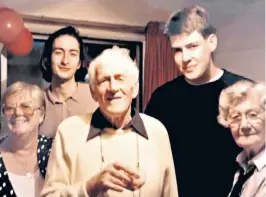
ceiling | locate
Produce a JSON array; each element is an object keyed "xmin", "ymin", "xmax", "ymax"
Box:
[
  {"xmin": 0, "ymin": 0, "xmax": 264, "ymax": 81},
  {"xmin": 0, "ymin": 0, "xmax": 263, "ymax": 26},
  {"xmin": 0, "ymin": 0, "xmax": 264, "ymax": 52}
]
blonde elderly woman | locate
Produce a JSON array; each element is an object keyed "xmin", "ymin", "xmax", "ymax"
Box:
[
  {"xmin": 41, "ymin": 46, "xmax": 178, "ymax": 197},
  {"xmin": 0, "ymin": 81, "xmax": 53, "ymax": 197},
  {"xmin": 218, "ymin": 80, "xmax": 265, "ymax": 197}
]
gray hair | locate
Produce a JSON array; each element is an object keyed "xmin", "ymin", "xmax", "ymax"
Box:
[
  {"xmin": 217, "ymin": 80, "xmax": 265, "ymax": 128},
  {"xmin": 1, "ymin": 81, "xmax": 46, "ymax": 115},
  {"xmin": 87, "ymin": 46, "xmax": 139, "ymax": 90},
  {"xmin": 164, "ymin": 5, "xmax": 216, "ymax": 38}
]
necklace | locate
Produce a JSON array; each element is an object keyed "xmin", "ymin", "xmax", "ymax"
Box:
[
  {"xmin": 11, "ymin": 152, "xmax": 38, "ymax": 179},
  {"xmin": 99, "ymin": 130, "xmax": 141, "ymax": 197}
]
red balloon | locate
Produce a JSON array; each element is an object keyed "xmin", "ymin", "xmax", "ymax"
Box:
[
  {"xmin": 0, "ymin": 8, "xmax": 24, "ymax": 44},
  {"xmin": 6, "ymin": 28, "xmax": 33, "ymax": 56}
]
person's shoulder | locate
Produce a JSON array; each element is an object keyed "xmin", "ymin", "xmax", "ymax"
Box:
[
  {"xmin": 56, "ymin": 113, "xmax": 93, "ymax": 137},
  {"xmin": 58, "ymin": 114, "xmax": 92, "ymax": 129},
  {"xmin": 222, "ymin": 69, "xmax": 253, "ymax": 87},
  {"xmin": 152, "ymin": 75, "xmax": 185, "ymax": 95},
  {"xmin": 41, "ymin": 86, "xmax": 50, "ymax": 95},
  {"xmin": 37, "ymin": 135, "xmax": 53, "ymax": 178},
  {"xmin": 38, "ymin": 135, "xmax": 53, "ymax": 145},
  {"xmin": 37, "ymin": 135, "xmax": 53, "ymax": 154},
  {"xmin": 77, "ymin": 82, "xmax": 90, "ymax": 89},
  {"xmin": 76, "ymin": 82, "xmax": 91, "ymax": 97},
  {"xmin": 42, "ymin": 86, "xmax": 52, "ymax": 103},
  {"xmin": 145, "ymin": 76, "xmax": 185, "ymax": 113},
  {"xmin": 139, "ymin": 112, "xmax": 162, "ymax": 123},
  {"xmin": 76, "ymin": 82, "xmax": 98, "ymax": 107},
  {"xmin": 37, "ymin": 135, "xmax": 53, "ymax": 159},
  {"xmin": 139, "ymin": 113, "xmax": 168, "ymax": 135}
]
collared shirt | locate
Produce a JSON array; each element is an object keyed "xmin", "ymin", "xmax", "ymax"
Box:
[
  {"xmin": 86, "ymin": 108, "xmax": 148, "ymax": 141},
  {"xmin": 39, "ymin": 82, "xmax": 99, "ymax": 137},
  {"xmin": 41, "ymin": 110, "xmax": 178, "ymax": 197},
  {"xmin": 228, "ymin": 148, "xmax": 266, "ymax": 197}
]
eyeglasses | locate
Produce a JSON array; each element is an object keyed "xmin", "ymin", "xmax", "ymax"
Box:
[
  {"xmin": 2, "ymin": 103, "xmax": 40, "ymax": 117},
  {"xmin": 228, "ymin": 110, "xmax": 265, "ymax": 125}
]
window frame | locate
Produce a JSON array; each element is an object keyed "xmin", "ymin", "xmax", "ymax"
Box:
[{"xmin": 0, "ymin": 16, "xmax": 145, "ymax": 111}]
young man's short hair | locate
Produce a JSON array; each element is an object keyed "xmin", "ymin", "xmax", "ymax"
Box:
[{"xmin": 164, "ymin": 5, "xmax": 216, "ymax": 38}]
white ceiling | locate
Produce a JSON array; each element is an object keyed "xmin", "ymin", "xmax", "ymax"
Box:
[
  {"xmin": 0, "ymin": 0, "xmax": 264, "ymax": 26},
  {"xmin": 0, "ymin": 0, "xmax": 169, "ymax": 25},
  {"xmin": 0, "ymin": 0, "xmax": 264, "ymax": 52},
  {"xmin": 0, "ymin": 0, "xmax": 264, "ymax": 81}
]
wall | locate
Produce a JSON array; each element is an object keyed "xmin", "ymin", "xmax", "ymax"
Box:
[
  {"xmin": 214, "ymin": 0, "xmax": 265, "ymax": 81},
  {"xmin": 215, "ymin": 49, "xmax": 264, "ymax": 81},
  {"xmin": 0, "ymin": 0, "xmax": 170, "ymax": 26},
  {"xmin": 0, "ymin": 0, "xmax": 265, "ymax": 81}
]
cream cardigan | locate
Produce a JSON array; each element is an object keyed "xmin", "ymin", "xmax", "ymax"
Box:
[{"xmin": 41, "ymin": 113, "xmax": 178, "ymax": 197}]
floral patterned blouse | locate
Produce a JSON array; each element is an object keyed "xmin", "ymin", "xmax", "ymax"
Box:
[{"xmin": 0, "ymin": 135, "xmax": 53, "ymax": 197}]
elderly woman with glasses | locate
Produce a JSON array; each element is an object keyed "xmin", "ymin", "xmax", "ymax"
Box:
[
  {"xmin": 0, "ymin": 81, "xmax": 53, "ymax": 197},
  {"xmin": 218, "ymin": 80, "xmax": 265, "ymax": 197}
]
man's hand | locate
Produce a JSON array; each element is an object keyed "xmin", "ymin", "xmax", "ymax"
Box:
[{"xmin": 86, "ymin": 162, "xmax": 145, "ymax": 196}]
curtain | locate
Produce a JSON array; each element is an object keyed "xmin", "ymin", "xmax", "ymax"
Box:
[{"xmin": 143, "ymin": 21, "xmax": 180, "ymax": 111}]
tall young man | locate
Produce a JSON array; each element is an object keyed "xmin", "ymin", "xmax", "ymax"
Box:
[{"xmin": 145, "ymin": 5, "xmax": 251, "ymax": 197}]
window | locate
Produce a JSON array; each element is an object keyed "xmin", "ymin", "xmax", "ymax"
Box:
[
  {"xmin": 7, "ymin": 39, "xmax": 48, "ymax": 87},
  {"xmin": 3, "ymin": 36, "xmax": 143, "ymax": 111},
  {"xmin": 0, "ymin": 17, "xmax": 145, "ymax": 132}
]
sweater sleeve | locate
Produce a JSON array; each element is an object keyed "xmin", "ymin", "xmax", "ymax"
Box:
[
  {"xmin": 160, "ymin": 123, "xmax": 179, "ymax": 197},
  {"xmin": 40, "ymin": 127, "xmax": 89, "ymax": 197}
]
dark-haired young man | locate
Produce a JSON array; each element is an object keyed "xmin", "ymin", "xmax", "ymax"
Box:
[
  {"xmin": 145, "ymin": 5, "xmax": 251, "ymax": 197},
  {"xmin": 39, "ymin": 26, "xmax": 98, "ymax": 137}
]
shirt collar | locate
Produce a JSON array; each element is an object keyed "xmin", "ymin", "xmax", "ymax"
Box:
[
  {"xmin": 87, "ymin": 108, "xmax": 148, "ymax": 141},
  {"xmin": 46, "ymin": 82, "xmax": 82, "ymax": 104},
  {"xmin": 236, "ymin": 148, "xmax": 266, "ymax": 172}
]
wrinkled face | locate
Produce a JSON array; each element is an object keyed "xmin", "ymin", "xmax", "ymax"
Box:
[
  {"xmin": 228, "ymin": 99, "xmax": 265, "ymax": 150},
  {"xmin": 91, "ymin": 64, "xmax": 138, "ymax": 118},
  {"xmin": 170, "ymin": 31, "xmax": 217, "ymax": 83},
  {"xmin": 51, "ymin": 35, "xmax": 81, "ymax": 81},
  {"xmin": 2, "ymin": 92, "xmax": 44, "ymax": 136}
]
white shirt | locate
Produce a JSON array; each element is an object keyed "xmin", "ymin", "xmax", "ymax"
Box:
[
  {"xmin": 228, "ymin": 149, "xmax": 266, "ymax": 197},
  {"xmin": 8, "ymin": 169, "xmax": 44, "ymax": 197}
]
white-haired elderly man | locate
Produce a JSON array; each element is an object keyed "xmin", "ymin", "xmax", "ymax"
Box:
[
  {"xmin": 218, "ymin": 80, "xmax": 266, "ymax": 197},
  {"xmin": 41, "ymin": 46, "xmax": 178, "ymax": 197}
]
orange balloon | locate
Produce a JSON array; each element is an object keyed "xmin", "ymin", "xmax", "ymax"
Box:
[
  {"xmin": 0, "ymin": 7, "xmax": 24, "ymax": 44},
  {"xmin": 6, "ymin": 28, "xmax": 33, "ymax": 56}
]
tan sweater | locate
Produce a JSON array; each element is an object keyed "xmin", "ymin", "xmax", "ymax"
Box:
[{"xmin": 41, "ymin": 113, "xmax": 178, "ymax": 197}]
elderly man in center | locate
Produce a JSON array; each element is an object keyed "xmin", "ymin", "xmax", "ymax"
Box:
[{"xmin": 41, "ymin": 46, "xmax": 178, "ymax": 197}]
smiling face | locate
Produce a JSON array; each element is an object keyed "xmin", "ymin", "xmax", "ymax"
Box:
[
  {"xmin": 170, "ymin": 31, "xmax": 217, "ymax": 84},
  {"xmin": 228, "ymin": 99, "xmax": 265, "ymax": 151},
  {"xmin": 91, "ymin": 63, "xmax": 139, "ymax": 118},
  {"xmin": 51, "ymin": 35, "xmax": 81, "ymax": 82},
  {"xmin": 2, "ymin": 91, "xmax": 44, "ymax": 136}
]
